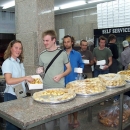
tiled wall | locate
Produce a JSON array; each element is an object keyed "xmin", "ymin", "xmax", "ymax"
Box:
[{"xmin": 55, "ymin": 7, "xmax": 97, "ymax": 44}]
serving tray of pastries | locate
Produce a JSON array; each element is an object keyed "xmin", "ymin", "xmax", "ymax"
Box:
[
  {"xmin": 118, "ymin": 70, "xmax": 130, "ymax": 83},
  {"xmin": 32, "ymin": 88, "xmax": 76, "ymax": 104},
  {"xmin": 66, "ymin": 78, "xmax": 106, "ymax": 96},
  {"xmin": 98, "ymin": 73, "xmax": 126, "ymax": 88}
]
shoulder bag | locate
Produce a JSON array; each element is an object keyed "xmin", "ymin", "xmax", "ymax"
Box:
[
  {"xmin": 13, "ymin": 63, "xmax": 26, "ymax": 99},
  {"xmin": 44, "ymin": 50, "xmax": 63, "ymax": 77}
]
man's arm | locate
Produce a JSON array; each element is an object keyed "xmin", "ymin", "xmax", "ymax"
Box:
[
  {"xmin": 53, "ymin": 62, "xmax": 71, "ymax": 82},
  {"xmin": 103, "ymin": 57, "xmax": 112, "ymax": 70},
  {"xmin": 89, "ymin": 60, "xmax": 94, "ymax": 66},
  {"xmin": 121, "ymin": 53, "xmax": 126, "ymax": 67},
  {"xmin": 78, "ymin": 54, "xmax": 84, "ymax": 69},
  {"xmin": 108, "ymin": 57, "xmax": 112, "ymax": 67},
  {"xmin": 93, "ymin": 57, "xmax": 97, "ymax": 64},
  {"xmin": 62, "ymin": 62, "xmax": 71, "ymax": 77}
]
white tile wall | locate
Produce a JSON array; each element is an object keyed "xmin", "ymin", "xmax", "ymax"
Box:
[{"xmin": 97, "ymin": 0, "xmax": 130, "ymax": 28}]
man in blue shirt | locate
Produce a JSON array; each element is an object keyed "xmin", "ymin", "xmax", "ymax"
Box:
[{"xmin": 63, "ymin": 35, "xmax": 84, "ymax": 129}]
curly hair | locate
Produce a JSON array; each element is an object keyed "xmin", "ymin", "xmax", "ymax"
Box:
[
  {"xmin": 63, "ymin": 35, "xmax": 75, "ymax": 48},
  {"xmin": 4, "ymin": 40, "xmax": 24, "ymax": 63}
]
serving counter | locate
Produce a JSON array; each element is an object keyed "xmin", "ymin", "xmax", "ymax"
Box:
[{"xmin": 0, "ymin": 83, "xmax": 130, "ymax": 130}]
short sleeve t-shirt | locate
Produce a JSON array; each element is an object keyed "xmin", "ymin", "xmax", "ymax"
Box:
[
  {"xmin": 2, "ymin": 57, "xmax": 26, "ymax": 95},
  {"xmin": 93, "ymin": 47, "xmax": 113, "ymax": 70},
  {"xmin": 39, "ymin": 48, "xmax": 69, "ymax": 88}
]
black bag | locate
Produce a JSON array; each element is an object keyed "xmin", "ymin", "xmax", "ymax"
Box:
[
  {"xmin": 83, "ymin": 74, "xmax": 87, "ymax": 79},
  {"xmin": 14, "ymin": 84, "xmax": 26, "ymax": 99},
  {"xmin": 44, "ymin": 50, "xmax": 63, "ymax": 75}
]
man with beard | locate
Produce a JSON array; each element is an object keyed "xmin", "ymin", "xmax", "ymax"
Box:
[
  {"xmin": 63, "ymin": 35, "xmax": 84, "ymax": 129},
  {"xmin": 79, "ymin": 40, "xmax": 94, "ymax": 78}
]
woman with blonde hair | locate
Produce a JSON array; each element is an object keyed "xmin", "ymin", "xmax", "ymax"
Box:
[{"xmin": 2, "ymin": 40, "xmax": 34, "ymax": 130}]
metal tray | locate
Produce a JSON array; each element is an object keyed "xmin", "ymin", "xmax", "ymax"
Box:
[
  {"xmin": 126, "ymin": 80, "xmax": 130, "ymax": 83},
  {"xmin": 106, "ymin": 83, "xmax": 126, "ymax": 89},
  {"xmin": 76, "ymin": 90, "xmax": 106, "ymax": 96},
  {"xmin": 32, "ymin": 88, "xmax": 76, "ymax": 104}
]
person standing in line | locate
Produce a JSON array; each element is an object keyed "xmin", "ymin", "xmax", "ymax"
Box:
[
  {"xmin": 106, "ymin": 34, "xmax": 119, "ymax": 73},
  {"xmin": 121, "ymin": 40, "xmax": 130, "ymax": 70},
  {"xmin": 2, "ymin": 40, "xmax": 34, "ymax": 130},
  {"xmin": 79, "ymin": 40, "xmax": 94, "ymax": 78},
  {"xmin": 36, "ymin": 30, "xmax": 71, "ymax": 130},
  {"xmin": 93, "ymin": 36, "xmax": 112, "ymax": 77},
  {"xmin": 63, "ymin": 35, "xmax": 84, "ymax": 129}
]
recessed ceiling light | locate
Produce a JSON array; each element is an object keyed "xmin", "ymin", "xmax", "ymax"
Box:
[
  {"xmin": 2, "ymin": 1, "xmax": 15, "ymax": 9},
  {"xmin": 88, "ymin": 0, "xmax": 106, "ymax": 3},
  {"xmin": 60, "ymin": 1, "xmax": 86, "ymax": 9}
]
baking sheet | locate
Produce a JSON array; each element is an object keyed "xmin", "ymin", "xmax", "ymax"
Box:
[
  {"xmin": 76, "ymin": 90, "xmax": 106, "ymax": 96},
  {"xmin": 32, "ymin": 88, "xmax": 76, "ymax": 104},
  {"xmin": 106, "ymin": 83, "xmax": 126, "ymax": 89}
]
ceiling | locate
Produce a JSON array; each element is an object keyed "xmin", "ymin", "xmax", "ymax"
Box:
[{"xmin": 0, "ymin": 0, "xmax": 114, "ymax": 15}]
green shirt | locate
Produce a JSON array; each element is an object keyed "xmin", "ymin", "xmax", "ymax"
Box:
[
  {"xmin": 93, "ymin": 47, "xmax": 112, "ymax": 70},
  {"xmin": 39, "ymin": 48, "xmax": 69, "ymax": 89}
]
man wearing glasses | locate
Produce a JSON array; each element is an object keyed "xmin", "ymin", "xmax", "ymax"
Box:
[{"xmin": 79, "ymin": 40, "xmax": 94, "ymax": 78}]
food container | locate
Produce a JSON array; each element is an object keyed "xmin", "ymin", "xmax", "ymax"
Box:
[
  {"xmin": 83, "ymin": 60, "xmax": 89, "ymax": 64},
  {"xmin": 32, "ymin": 88, "xmax": 76, "ymax": 104},
  {"xmin": 74, "ymin": 68, "xmax": 83, "ymax": 73},
  {"xmin": 98, "ymin": 73, "xmax": 126, "ymax": 88},
  {"xmin": 66, "ymin": 78, "xmax": 106, "ymax": 96},
  {"xmin": 27, "ymin": 75, "xmax": 43, "ymax": 90},
  {"xmin": 96, "ymin": 60, "xmax": 106, "ymax": 65},
  {"xmin": 118, "ymin": 70, "xmax": 130, "ymax": 82}
]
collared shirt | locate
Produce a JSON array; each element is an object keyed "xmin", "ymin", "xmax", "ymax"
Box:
[
  {"xmin": 121, "ymin": 47, "xmax": 130, "ymax": 69},
  {"xmin": 2, "ymin": 57, "xmax": 25, "ymax": 95},
  {"xmin": 65, "ymin": 49, "xmax": 84, "ymax": 85}
]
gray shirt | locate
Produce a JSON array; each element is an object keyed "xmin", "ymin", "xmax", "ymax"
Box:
[
  {"xmin": 39, "ymin": 48, "xmax": 69, "ymax": 88},
  {"xmin": 121, "ymin": 47, "xmax": 130, "ymax": 70}
]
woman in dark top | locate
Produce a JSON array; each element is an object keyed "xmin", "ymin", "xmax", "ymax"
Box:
[{"xmin": 106, "ymin": 34, "xmax": 119, "ymax": 73}]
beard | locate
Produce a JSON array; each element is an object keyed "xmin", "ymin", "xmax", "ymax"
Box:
[{"xmin": 64, "ymin": 46, "xmax": 72, "ymax": 49}]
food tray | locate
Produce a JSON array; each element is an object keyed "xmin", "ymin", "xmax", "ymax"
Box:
[
  {"xmin": 32, "ymin": 88, "xmax": 76, "ymax": 104},
  {"xmin": 106, "ymin": 83, "xmax": 126, "ymax": 89},
  {"xmin": 126, "ymin": 80, "xmax": 130, "ymax": 83},
  {"xmin": 27, "ymin": 75, "xmax": 43, "ymax": 90},
  {"xmin": 76, "ymin": 90, "xmax": 106, "ymax": 96}
]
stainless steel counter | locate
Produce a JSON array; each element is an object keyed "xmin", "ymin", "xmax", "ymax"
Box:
[{"xmin": 0, "ymin": 83, "xmax": 130, "ymax": 130}]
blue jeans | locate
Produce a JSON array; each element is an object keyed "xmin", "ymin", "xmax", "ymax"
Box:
[
  {"xmin": 94, "ymin": 69, "xmax": 109, "ymax": 77},
  {"xmin": 4, "ymin": 93, "xmax": 21, "ymax": 130}
]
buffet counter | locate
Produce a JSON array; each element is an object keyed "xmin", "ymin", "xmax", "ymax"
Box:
[{"xmin": 0, "ymin": 83, "xmax": 130, "ymax": 130}]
